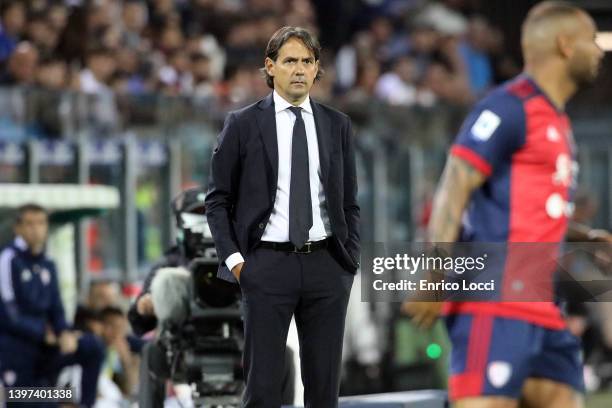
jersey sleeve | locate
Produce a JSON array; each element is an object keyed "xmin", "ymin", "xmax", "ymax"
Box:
[{"xmin": 450, "ymin": 91, "xmax": 526, "ymax": 177}]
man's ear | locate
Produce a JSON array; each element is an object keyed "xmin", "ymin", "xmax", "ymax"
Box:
[
  {"xmin": 557, "ymin": 34, "xmax": 574, "ymax": 59},
  {"xmin": 265, "ymin": 57, "xmax": 275, "ymax": 77}
]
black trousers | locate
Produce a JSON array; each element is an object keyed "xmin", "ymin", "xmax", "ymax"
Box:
[{"xmin": 239, "ymin": 245, "xmax": 354, "ymax": 408}]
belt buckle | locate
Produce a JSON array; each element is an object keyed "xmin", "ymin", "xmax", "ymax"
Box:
[{"xmin": 294, "ymin": 242, "xmax": 312, "ymax": 254}]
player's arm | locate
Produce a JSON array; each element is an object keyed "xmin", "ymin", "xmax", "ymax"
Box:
[
  {"xmin": 428, "ymin": 156, "xmax": 487, "ymax": 243},
  {"xmin": 402, "ymin": 156, "xmax": 487, "ymax": 329},
  {"xmin": 403, "ymin": 94, "xmax": 525, "ymax": 329}
]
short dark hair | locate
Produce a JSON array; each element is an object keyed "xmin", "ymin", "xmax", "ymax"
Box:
[
  {"xmin": 0, "ymin": 1, "xmax": 24, "ymax": 18},
  {"xmin": 100, "ymin": 305, "xmax": 125, "ymax": 320},
  {"xmin": 261, "ymin": 26, "xmax": 323, "ymax": 89},
  {"xmin": 39, "ymin": 56, "xmax": 65, "ymax": 67},
  {"xmin": 89, "ymin": 278, "xmax": 118, "ymax": 292},
  {"xmin": 86, "ymin": 45, "xmax": 112, "ymax": 60},
  {"xmin": 15, "ymin": 203, "xmax": 47, "ymax": 225}
]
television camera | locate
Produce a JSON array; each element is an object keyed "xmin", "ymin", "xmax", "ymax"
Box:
[{"xmin": 150, "ymin": 190, "xmax": 244, "ymax": 407}]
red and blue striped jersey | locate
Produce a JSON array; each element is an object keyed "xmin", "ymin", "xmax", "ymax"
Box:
[{"xmin": 444, "ymin": 74, "xmax": 578, "ymax": 329}]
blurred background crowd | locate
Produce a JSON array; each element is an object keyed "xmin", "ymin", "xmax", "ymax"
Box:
[
  {"xmin": 0, "ymin": 0, "xmax": 527, "ymax": 140},
  {"xmin": 1, "ymin": 0, "xmax": 612, "ymax": 407}
]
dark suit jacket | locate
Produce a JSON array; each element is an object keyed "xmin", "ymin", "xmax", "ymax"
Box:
[{"xmin": 205, "ymin": 93, "xmax": 360, "ymax": 282}]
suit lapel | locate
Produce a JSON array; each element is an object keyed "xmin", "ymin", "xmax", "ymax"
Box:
[
  {"xmin": 255, "ymin": 93, "xmax": 278, "ymax": 185},
  {"xmin": 311, "ymin": 99, "xmax": 331, "ymax": 187}
]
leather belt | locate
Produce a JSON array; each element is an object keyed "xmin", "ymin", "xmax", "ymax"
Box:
[{"xmin": 259, "ymin": 238, "xmax": 329, "ymax": 254}]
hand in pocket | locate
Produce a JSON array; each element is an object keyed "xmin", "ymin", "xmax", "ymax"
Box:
[{"xmin": 232, "ymin": 262, "xmax": 245, "ymax": 282}]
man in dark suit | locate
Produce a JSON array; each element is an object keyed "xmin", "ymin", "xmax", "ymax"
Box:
[{"xmin": 205, "ymin": 26, "xmax": 360, "ymax": 408}]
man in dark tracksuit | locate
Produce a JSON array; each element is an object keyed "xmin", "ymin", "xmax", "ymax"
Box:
[{"xmin": 0, "ymin": 204, "xmax": 105, "ymax": 407}]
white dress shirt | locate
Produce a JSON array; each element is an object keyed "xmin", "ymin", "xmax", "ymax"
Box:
[{"xmin": 225, "ymin": 91, "xmax": 331, "ymax": 271}]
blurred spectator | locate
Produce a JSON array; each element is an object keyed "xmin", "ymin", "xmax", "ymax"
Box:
[
  {"xmin": 157, "ymin": 23, "xmax": 184, "ymax": 56},
  {"xmin": 29, "ymin": 57, "xmax": 69, "ymax": 139},
  {"xmin": 219, "ymin": 63, "xmax": 260, "ymax": 109},
  {"xmin": 368, "ymin": 16, "xmax": 397, "ymax": 67},
  {"xmin": 74, "ymin": 306, "xmax": 105, "ymax": 337},
  {"xmin": 191, "ymin": 51, "xmax": 216, "ymax": 104},
  {"xmin": 55, "ymin": 5, "xmax": 89, "ymax": 64},
  {"xmin": 458, "ymin": 16, "xmax": 494, "ymax": 96},
  {"xmin": 36, "ymin": 57, "xmax": 68, "ymax": 90},
  {"xmin": 114, "ymin": 47, "xmax": 150, "ymax": 94},
  {"xmin": 225, "ymin": 18, "xmax": 264, "ymax": 69},
  {"xmin": 416, "ymin": 1, "xmax": 467, "ymax": 37},
  {"xmin": 433, "ymin": 34, "xmax": 473, "ymax": 103},
  {"xmin": 158, "ymin": 49, "xmax": 193, "ymax": 96},
  {"xmin": 0, "ymin": 1, "xmax": 26, "ymax": 62},
  {"xmin": 79, "ymin": 47, "xmax": 116, "ymax": 94},
  {"xmin": 487, "ymin": 25, "xmax": 521, "ymax": 83},
  {"xmin": 406, "ymin": 23, "xmax": 440, "ymax": 77},
  {"xmin": 25, "ymin": 13, "xmax": 58, "ymax": 59},
  {"xmin": 0, "ymin": 0, "xmax": 525, "ymax": 140},
  {"xmin": 78, "ymin": 46, "xmax": 120, "ymax": 136},
  {"xmin": 88, "ymin": 279, "xmax": 122, "ymax": 310},
  {"xmin": 121, "ymin": 0, "xmax": 148, "ymax": 49},
  {"xmin": 47, "ymin": 2, "xmax": 69, "ymax": 33},
  {"xmin": 375, "ymin": 56, "xmax": 434, "ymax": 107},
  {"xmin": 343, "ymin": 60, "xmax": 381, "ymax": 107},
  {"xmin": 424, "ymin": 60, "xmax": 473, "ymax": 106},
  {"xmin": 74, "ymin": 279, "xmax": 121, "ymax": 332},
  {"xmin": 0, "ymin": 41, "xmax": 39, "ymax": 85},
  {"xmin": 335, "ymin": 31, "xmax": 377, "ymax": 91},
  {"xmin": 99, "ymin": 306, "xmax": 140, "ymax": 400}
]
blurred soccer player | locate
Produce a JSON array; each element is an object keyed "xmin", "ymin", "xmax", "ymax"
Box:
[{"xmin": 403, "ymin": 2, "xmax": 606, "ymax": 408}]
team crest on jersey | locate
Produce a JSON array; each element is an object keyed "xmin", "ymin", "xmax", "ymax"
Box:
[
  {"xmin": 40, "ymin": 268, "xmax": 51, "ymax": 285},
  {"xmin": 487, "ymin": 361, "xmax": 512, "ymax": 388},
  {"xmin": 471, "ymin": 110, "xmax": 501, "ymax": 141},
  {"xmin": 21, "ymin": 269, "xmax": 32, "ymax": 282}
]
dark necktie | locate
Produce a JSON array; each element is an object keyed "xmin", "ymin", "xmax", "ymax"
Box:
[{"xmin": 288, "ymin": 106, "xmax": 312, "ymax": 248}]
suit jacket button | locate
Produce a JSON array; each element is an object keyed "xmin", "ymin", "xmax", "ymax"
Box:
[{"xmin": 258, "ymin": 223, "xmax": 264, "ymax": 229}]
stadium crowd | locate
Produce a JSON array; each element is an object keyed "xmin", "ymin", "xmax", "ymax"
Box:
[
  {"xmin": 0, "ymin": 0, "xmax": 521, "ymax": 140},
  {"xmin": 5, "ymin": 1, "xmax": 612, "ymax": 407}
]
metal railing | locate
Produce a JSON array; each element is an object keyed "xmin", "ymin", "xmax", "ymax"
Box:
[{"xmin": 1, "ymin": 86, "xmax": 611, "ymax": 291}]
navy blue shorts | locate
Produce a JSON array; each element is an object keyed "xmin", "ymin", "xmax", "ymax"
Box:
[{"xmin": 445, "ymin": 313, "xmax": 584, "ymax": 401}]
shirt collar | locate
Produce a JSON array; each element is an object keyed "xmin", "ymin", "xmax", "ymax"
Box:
[
  {"xmin": 521, "ymin": 73, "xmax": 564, "ymax": 114},
  {"xmin": 273, "ymin": 90, "xmax": 313, "ymax": 115},
  {"xmin": 14, "ymin": 236, "xmax": 28, "ymax": 251}
]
